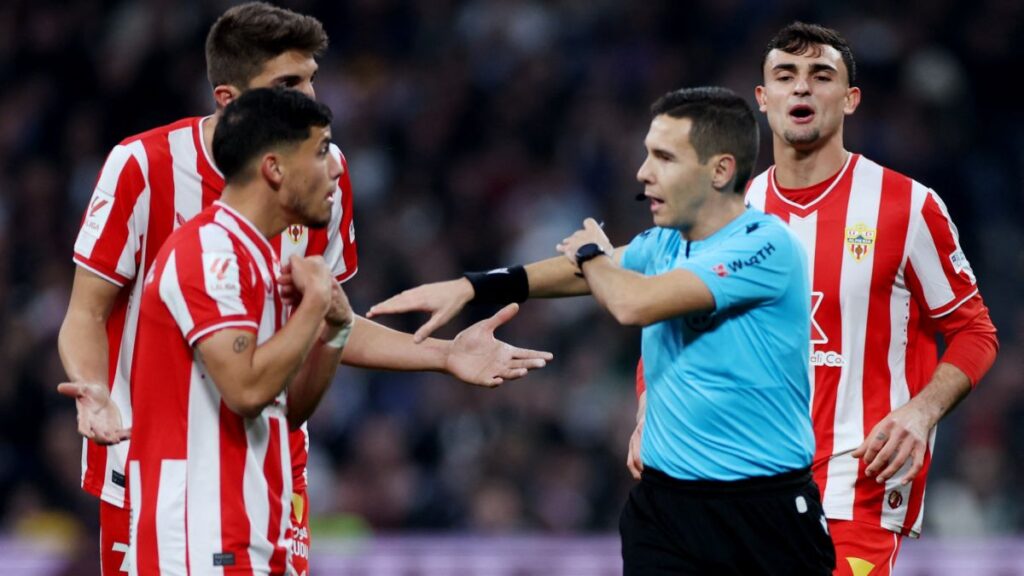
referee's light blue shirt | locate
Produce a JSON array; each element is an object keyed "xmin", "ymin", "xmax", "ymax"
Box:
[{"xmin": 621, "ymin": 208, "xmax": 814, "ymax": 481}]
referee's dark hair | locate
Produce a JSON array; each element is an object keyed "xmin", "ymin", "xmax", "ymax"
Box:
[
  {"xmin": 650, "ymin": 87, "xmax": 759, "ymax": 194},
  {"xmin": 213, "ymin": 88, "xmax": 333, "ymax": 184}
]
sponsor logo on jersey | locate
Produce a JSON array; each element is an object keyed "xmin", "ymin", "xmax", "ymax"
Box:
[
  {"xmin": 725, "ymin": 241, "xmax": 776, "ymax": 273},
  {"xmin": 845, "ymin": 223, "xmax": 875, "ymax": 262},
  {"xmin": 288, "ymin": 224, "xmax": 305, "ymax": 244},
  {"xmin": 810, "ymin": 292, "xmax": 827, "ymax": 344},
  {"xmin": 712, "ymin": 263, "xmax": 729, "ymax": 277},
  {"xmin": 202, "ymin": 252, "xmax": 240, "ymax": 296},
  {"xmin": 810, "ymin": 350, "xmax": 846, "ymax": 367}
]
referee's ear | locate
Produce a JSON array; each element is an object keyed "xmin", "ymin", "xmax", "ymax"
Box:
[{"xmin": 213, "ymin": 84, "xmax": 244, "ymax": 111}]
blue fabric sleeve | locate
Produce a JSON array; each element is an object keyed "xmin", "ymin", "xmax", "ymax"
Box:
[{"xmin": 621, "ymin": 228, "xmax": 657, "ymax": 274}]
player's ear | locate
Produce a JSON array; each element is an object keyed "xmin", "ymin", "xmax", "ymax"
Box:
[
  {"xmin": 843, "ymin": 86, "xmax": 861, "ymax": 116},
  {"xmin": 214, "ymin": 84, "xmax": 244, "ymax": 111},
  {"xmin": 260, "ymin": 154, "xmax": 284, "ymax": 188},
  {"xmin": 755, "ymin": 85, "xmax": 768, "ymax": 112},
  {"xmin": 710, "ymin": 154, "xmax": 737, "ymax": 192}
]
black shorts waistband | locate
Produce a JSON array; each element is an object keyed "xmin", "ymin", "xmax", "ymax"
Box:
[{"xmin": 641, "ymin": 466, "xmax": 812, "ymax": 495}]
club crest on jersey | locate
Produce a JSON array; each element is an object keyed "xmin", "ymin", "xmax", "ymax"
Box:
[
  {"xmin": 288, "ymin": 225, "xmax": 305, "ymax": 244},
  {"xmin": 887, "ymin": 489, "xmax": 904, "ymax": 509},
  {"xmin": 845, "ymin": 223, "xmax": 875, "ymax": 262}
]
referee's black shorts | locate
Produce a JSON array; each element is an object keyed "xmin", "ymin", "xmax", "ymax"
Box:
[{"xmin": 619, "ymin": 466, "xmax": 835, "ymax": 575}]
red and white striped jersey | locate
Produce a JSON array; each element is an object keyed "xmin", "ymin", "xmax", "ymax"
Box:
[
  {"xmin": 746, "ymin": 154, "xmax": 979, "ymax": 536},
  {"xmin": 72, "ymin": 116, "xmax": 357, "ymax": 507},
  {"xmin": 128, "ymin": 202, "xmax": 291, "ymax": 575}
]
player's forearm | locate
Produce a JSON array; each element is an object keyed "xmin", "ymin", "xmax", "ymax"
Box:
[
  {"xmin": 908, "ymin": 363, "xmax": 973, "ymax": 427},
  {"xmin": 58, "ymin": 307, "xmax": 110, "ymax": 384},
  {"xmin": 524, "ymin": 256, "xmax": 590, "ymax": 298},
  {"xmin": 340, "ymin": 315, "xmax": 451, "ymax": 372},
  {"xmin": 226, "ymin": 299, "xmax": 328, "ymax": 417},
  {"xmin": 287, "ymin": 323, "xmax": 346, "ymax": 429}
]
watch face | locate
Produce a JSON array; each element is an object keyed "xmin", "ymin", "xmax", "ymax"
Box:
[{"xmin": 576, "ymin": 243, "xmax": 605, "ymax": 264}]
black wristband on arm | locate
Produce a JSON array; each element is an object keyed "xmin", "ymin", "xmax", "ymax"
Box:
[{"xmin": 464, "ymin": 265, "xmax": 529, "ymax": 304}]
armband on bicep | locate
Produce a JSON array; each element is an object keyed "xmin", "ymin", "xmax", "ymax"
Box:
[{"xmin": 463, "ymin": 265, "xmax": 528, "ymax": 304}]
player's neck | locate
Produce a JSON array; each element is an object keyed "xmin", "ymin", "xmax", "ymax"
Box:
[
  {"xmin": 202, "ymin": 113, "xmax": 221, "ymax": 169},
  {"xmin": 219, "ymin": 185, "xmax": 289, "ymax": 240},
  {"xmin": 772, "ymin": 137, "xmax": 849, "ymax": 189},
  {"xmin": 680, "ymin": 195, "xmax": 747, "ymax": 242}
]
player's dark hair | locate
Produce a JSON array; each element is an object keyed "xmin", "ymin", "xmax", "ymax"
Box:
[
  {"xmin": 205, "ymin": 2, "xmax": 328, "ymax": 89},
  {"xmin": 214, "ymin": 88, "xmax": 332, "ymax": 183},
  {"xmin": 763, "ymin": 22, "xmax": 856, "ymax": 85},
  {"xmin": 650, "ymin": 87, "xmax": 759, "ymax": 194}
]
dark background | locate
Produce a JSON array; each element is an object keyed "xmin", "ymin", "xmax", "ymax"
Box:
[{"xmin": 0, "ymin": 0, "xmax": 1021, "ymax": 554}]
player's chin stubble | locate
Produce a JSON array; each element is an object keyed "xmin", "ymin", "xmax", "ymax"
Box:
[{"xmin": 783, "ymin": 128, "xmax": 821, "ymax": 146}]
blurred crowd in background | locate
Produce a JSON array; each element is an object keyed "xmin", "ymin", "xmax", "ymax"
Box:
[{"xmin": 1, "ymin": 0, "xmax": 1022, "ymax": 562}]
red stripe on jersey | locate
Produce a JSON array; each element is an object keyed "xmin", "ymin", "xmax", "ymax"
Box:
[
  {"xmin": 135, "ymin": 461, "xmax": 163, "ymax": 574},
  {"xmin": 919, "ymin": 193, "xmax": 976, "ymax": 316},
  {"xmin": 141, "ymin": 131, "xmax": 176, "ymax": 276},
  {"xmin": 904, "ymin": 265, "xmax": 940, "ymax": 398},
  {"xmin": 336, "ymin": 154, "xmax": 359, "ymax": 282},
  {"xmin": 853, "ymin": 167, "xmax": 913, "ymax": 526},
  {"xmin": 192, "ymin": 119, "xmax": 225, "ymax": 206},
  {"xmin": 219, "ymin": 402, "xmax": 255, "ymax": 573},
  {"xmin": 80, "ymin": 154, "xmax": 145, "ymax": 283},
  {"xmin": 264, "ymin": 418, "xmax": 287, "ymax": 575}
]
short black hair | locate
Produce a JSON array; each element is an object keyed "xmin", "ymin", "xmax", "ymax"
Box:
[
  {"xmin": 763, "ymin": 22, "xmax": 856, "ymax": 85},
  {"xmin": 214, "ymin": 88, "xmax": 333, "ymax": 183},
  {"xmin": 650, "ymin": 87, "xmax": 759, "ymax": 194},
  {"xmin": 206, "ymin": 2, "xmax": 328, "ymax": 89}
]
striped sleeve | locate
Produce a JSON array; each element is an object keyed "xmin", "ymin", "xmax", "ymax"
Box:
[
  {"xmin": 73, "ymin": 142, "xmax": 149, "ymax": 286},
  {"xmin": 905, "ymin": 187, "xmax": 979, "ymax": 317},
  {"xmin": 159, "ymin": 225, "xmax": 261, "ymax": 345},
  {"xmin": 327, "ymin": 146, "xmax": 358, "ymax": 283}
]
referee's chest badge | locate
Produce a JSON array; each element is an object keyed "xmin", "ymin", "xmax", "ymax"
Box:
[{"xmin": 845, "ymin": 223, "xmax": 876, "ymax": 262}]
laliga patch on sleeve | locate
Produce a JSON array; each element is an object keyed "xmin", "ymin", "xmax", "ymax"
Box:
[
  {"xmin": 948, "ymin": 249, "xmax": 976, "ymax": 284},
  {"xmin": 81, "ymin": 190, "xmax": 116, "ymax": 239},
  {"xmin": 202, "ymin": 252, "xmax": 241, "ymax": 298}
]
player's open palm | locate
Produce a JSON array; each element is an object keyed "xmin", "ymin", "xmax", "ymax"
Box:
[
  {"xmin": 367, "ymin": 278, "xmax": 475, "ymax": 343},
  {"xmin": 445, "ymin": 303, "xmax": 553, "ymax": 387},
  {"xmin": 57, "ymin": 381, "xmax": 131, "ymax": 445}
]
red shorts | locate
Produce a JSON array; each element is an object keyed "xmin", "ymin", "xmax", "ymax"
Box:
[
  {"xmin": 99, "ymin": 500, "xmax": 131, "ymax": 575},
  {"xmin": 829, "ymin": 519, "xmax": 903, "ymax": 576},
  {"xmin": 288, "ymin": 489, "xmax": 311, "ymax": 575}
]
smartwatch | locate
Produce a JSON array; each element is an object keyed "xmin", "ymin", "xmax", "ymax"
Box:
[{"xmin": 575, "ymin": 242, "xmax": 608, "ymax": 268}]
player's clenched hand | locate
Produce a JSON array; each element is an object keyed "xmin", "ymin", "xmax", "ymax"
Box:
[
  {"xmin": 286, "ymin": 255, "xmax": 333, "ymax": 312},
  {"xmin": 367, "ymin": 278, "xmax": 475, "ymax": 343},
  {"xmin": 852, "ymin": 402, "xmax": 932, "ymax": 485},
  {"xmin": 445, "ymin": 303, "xmax": 553, "ymax": 387},
  {"xmin": 57, "ymin": 381, "xmax": 131, "ymax": 445}
]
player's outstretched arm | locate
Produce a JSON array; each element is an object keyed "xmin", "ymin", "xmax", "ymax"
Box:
[
  {"xmin": 57, "ymin": 267, "xmax": 130, "ymax": 444},
  {"xmin": 367, "ymin": 255, "xmax": 589, "ymax": 342},
  {"xmin": 341, "ymin": 304, "xmax": 553, "ymax": 387}
]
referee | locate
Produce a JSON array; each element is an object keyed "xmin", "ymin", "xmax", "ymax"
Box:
[{"xmin": 368, "ymin": 87, "xmax": 836, "ymax": 574}]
